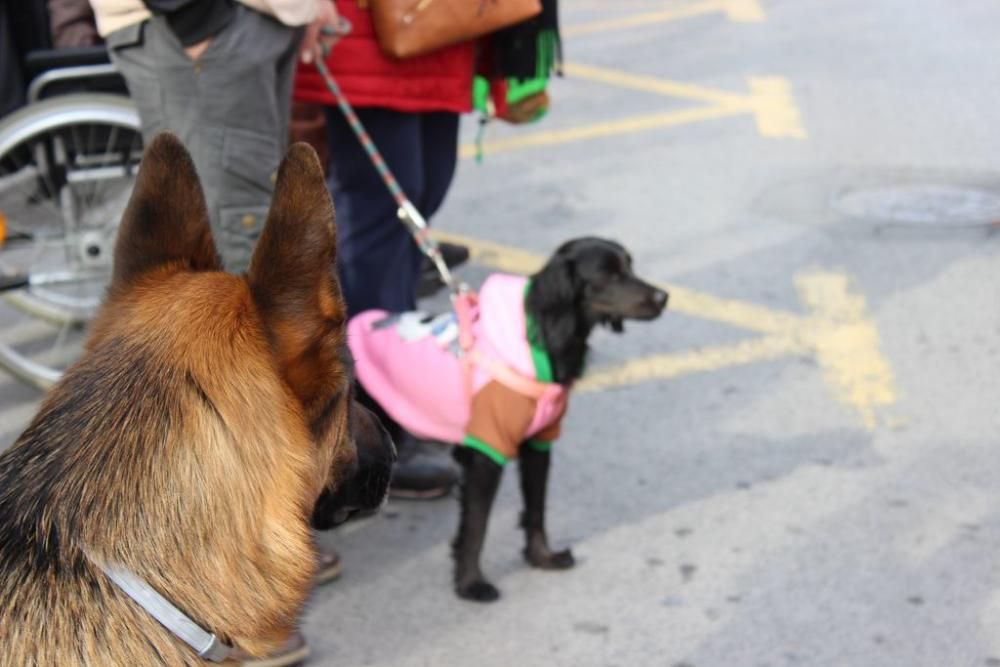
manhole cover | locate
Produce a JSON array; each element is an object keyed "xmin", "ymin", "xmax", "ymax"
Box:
[{"xmin": 833, "ymin": 184, "xmax": 1000, "ymax": 226}]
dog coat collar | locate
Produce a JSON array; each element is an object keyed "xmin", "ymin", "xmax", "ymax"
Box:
[
  {"xmin": 454, "ymin": 282, "xmax": 561, "ymax": 401},
  {"xmin": 84, "ymin": 550, "xmax": 235, "ymax": 662}
]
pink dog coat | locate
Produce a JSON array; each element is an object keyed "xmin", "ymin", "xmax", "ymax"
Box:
[{"xmin": 348, "ymin": 274, "xmax": 568, "ymax": 464}]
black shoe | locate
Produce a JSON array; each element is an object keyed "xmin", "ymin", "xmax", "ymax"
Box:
[
  {"xmin": 417, "ymin": 242, "xmax": 470, "ymax": 298},
  {"xmin": 314, "ymin": 543, "xmax": 343, "ymax": 585},
  {"xmin": 389, "ymin": 435, "xmax": 459, "ymax": 500}
]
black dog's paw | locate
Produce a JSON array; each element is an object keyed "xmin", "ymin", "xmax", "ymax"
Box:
[
  {"xmin": 455, "ymin": 579, "xmax": 501, "ymax": 603},
  {"xmin": 525, "ymin": 546, "xmax": 576, "ymax": 570}
]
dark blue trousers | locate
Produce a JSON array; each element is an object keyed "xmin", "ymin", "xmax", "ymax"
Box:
[{"xmin": 324, "ymin": 107, "xmax": 460, "ymax": 317}]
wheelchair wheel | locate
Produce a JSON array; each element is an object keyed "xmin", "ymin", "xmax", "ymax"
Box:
[{"xmin": 0, "ymin": 93, "xmax": 142, "ymax": 390}]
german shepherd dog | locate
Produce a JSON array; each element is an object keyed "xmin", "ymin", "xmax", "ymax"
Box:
[
  {"xmin": 351, "ymin": 237, "xmax": 667, "ymax": 601},
  {"xmin": 0, "ymin": 133, "xmax": 395, "ymax": 663}
]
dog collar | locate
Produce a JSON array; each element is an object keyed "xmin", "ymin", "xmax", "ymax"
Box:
[{"xmin": 84, "ymin": 550, "xmax": 235, "ymax": 662}]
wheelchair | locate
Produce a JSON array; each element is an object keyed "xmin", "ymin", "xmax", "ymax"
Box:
[{"xmin": 0, "ymin": 46, "xmax": 142, "ymax": 390}]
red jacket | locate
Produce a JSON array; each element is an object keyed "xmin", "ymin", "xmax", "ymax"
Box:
[{"xmin": 293, "ymin": 1, "xmax": 476, "ymax": 113}]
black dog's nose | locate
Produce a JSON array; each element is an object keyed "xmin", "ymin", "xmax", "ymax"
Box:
[{"xmin": 652, "ymin": 290, "xmax": 669, "ymax": 308}]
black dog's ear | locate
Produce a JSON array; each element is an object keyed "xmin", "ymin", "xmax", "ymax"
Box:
[
  {"xmin": 526, "ymin": 253, "xmax": 578, "ymax": 347},
  {"xmin": 610, "ymin": 318, "xmax": 624, "ymax": 333},
  {"xmin": 532, "ymin": 251, "xmax": 577, "ymax": 306}
]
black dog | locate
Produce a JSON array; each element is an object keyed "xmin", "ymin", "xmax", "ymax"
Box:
[{"xmin": 352, "ymin": 237, "xmax": 667, "ymax": 601}]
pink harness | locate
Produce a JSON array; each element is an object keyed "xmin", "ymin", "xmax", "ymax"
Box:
[{"xmin": 348, "ymin": 274, "xmax": 568, "ymax": 444}]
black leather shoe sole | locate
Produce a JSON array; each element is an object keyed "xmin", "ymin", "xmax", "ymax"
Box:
[{"xmin": 388, "ymin": 483, "xmax": 455, "ymax": 500}]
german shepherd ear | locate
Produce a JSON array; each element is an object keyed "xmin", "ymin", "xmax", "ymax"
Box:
[
  {"xmin": 248, "ymin": 143, "xmax": 344, "ymax": 408},
  {"xmin": 111, "ymin": 132, "xmax": 220, "ymax": 288}
]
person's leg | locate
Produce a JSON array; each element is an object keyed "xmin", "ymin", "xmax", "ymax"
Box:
[
  {"xmin": 414, "ymin": 111, "xmax": 469, "ymax": 297},
  {"xmin": 418, "ymin": 111, "xmax": 460, "ymax": 218},
  {"xmin": 193, "ymin": 7, "xmax": 302, "ymax": 273},
  {"xmin": 326, "ymin": 106, "xmax": 458, "ymax": 497},
  {"xmin": 110, "ymin": 8, "xmax": 301, "ymax": 274},
  {"xmin": 324, "ymin": 106, "xmax": 424, "ymax": 317},
  {"xmin": 105, "ymin": 22, "xmax": 168, "ymax": 141},
  {"xmin": 273, "ymin": 31, "xmax": 300, "ymax": 155}
]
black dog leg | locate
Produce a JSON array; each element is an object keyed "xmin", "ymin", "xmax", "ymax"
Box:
[
  {"xmin": 452, "ymin": 448, "xmax": 503, "ymax": 602},
  {"xmin": 518, "ymin": 445, "xmax": 575, "ymax": 570}
]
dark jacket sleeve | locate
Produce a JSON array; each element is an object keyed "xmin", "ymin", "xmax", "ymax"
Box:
[{"xmin": 140, "ymin": 0, "xmax": 235, "ymax": 46}]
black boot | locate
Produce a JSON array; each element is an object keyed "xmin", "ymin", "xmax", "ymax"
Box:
[
  {"xmin": 417, "ymin": 242, "xmax": 470, "ymax": 298},
  {"xmin": 389, "ymin": 434, "xmax": 459, "ymax": 500}
]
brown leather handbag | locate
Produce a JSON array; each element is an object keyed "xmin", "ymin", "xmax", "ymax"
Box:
[{"xmin": 369, "ymin": 0, "xmax": 542, "ymax": 59}]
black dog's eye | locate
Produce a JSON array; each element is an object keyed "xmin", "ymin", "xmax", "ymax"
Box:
[{"xmin": 598, "ymin": 261, "xmax": 623, "ymax": 279}]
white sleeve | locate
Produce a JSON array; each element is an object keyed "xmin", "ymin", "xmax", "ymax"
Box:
[{"xmin": 237, "ymin": 0, "xmax": 319, "ymax": 26}]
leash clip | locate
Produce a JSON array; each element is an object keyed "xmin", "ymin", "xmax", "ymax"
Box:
[{"xmin": 396, "ymin": 202, "xmax": 467, "ymax": 297}]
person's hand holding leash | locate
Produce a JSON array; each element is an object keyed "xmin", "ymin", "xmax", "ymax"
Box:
[{"xmin": 301, "ymin": 0, "xmax": 340, "ymax": 63}]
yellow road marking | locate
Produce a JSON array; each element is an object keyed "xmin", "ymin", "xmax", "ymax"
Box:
[
  {"xmin": 724, "ymin": 0, "xmax": 765, "ymax": 22},
  {"xmin": 794, "ymin": 272, "xmax": 897, "ymax": 429},
  {"xmin": 432, "ymin": 232, "xmax": 545, "ymax": 275},
  {"xmin": 459, "ymin": 105, "xmax": 744, "ymax": 159},
  {"xmin": 431, "ymin": 231, "xmax": 896, "ymax": 428},
  {"xmin": 563, "ymin": 62, "xmax": 751, "ymax": 108},
  {"xmin": 665, "ymin": 284, "xmax": 804, "ymax": 335},
  {"xmin": 460, "ymin": 65, "xmax": 806, "ymax": 158},
  {"xmin": 747, "ymin": 77, "xmax": 807, "ymax": 138},
  {"xmin": 577, "ymin": 335, "xmax": 804, "ymax": 393},
  {"xmin": 564, "ymin": 0, "xmax": 764, "ymax": 37},
  {"xmin": 567, "ymin": 64, "xmax": 808, "ymax": 140},
  {"xmin": 565, "ymin": 1, "xmax": 724, "ymax": 37}
]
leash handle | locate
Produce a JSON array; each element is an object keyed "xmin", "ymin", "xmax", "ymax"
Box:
[{"xmin": 312, "ymin": 31, "xmax": 465, "ymax": 297}]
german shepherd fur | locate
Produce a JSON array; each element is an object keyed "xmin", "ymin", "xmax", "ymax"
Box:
[{"xmin": 0, "ymin": 133, "xmax": 394, "ymax": 664}]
